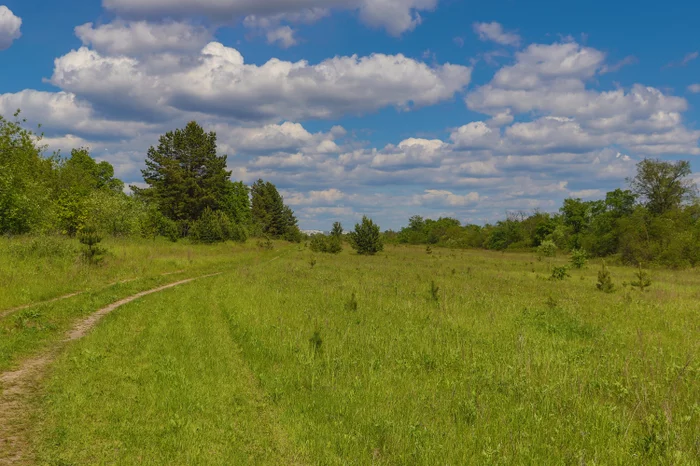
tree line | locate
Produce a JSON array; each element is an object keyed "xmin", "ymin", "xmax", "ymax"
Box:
[
  {"xmin": 386, "ymin": 159, "xmax": 700, "ymax": 268},
  {"xmin": 0, "ymin": 114, "xmax": 301, "ymax": 243},
  {"xmin": 3, "ymin": 110, "xmax": 698, "ymax": 266}
]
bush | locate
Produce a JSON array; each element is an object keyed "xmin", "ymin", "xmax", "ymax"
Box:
[
  {"xmin": 596, "ymin": 261, "xmax": 615, "ymax": 293},
  {"xmin": 631, "ymin": 264, "xmax": 652, "ymax": 291},
  {"xmin": 9, "ymin": 236, "xmax": 77, "ymax": 260},
  {"xmin": 570, "ymin": 249, "xmax": 588, "ymax": 269},
  {"xmin": 283, "ymin": 226, "xmax": 304, "ymax": 243},
  {"xmin": 550, "ymin": 266, "xmax": 570, "ymax": 280},
  {"xmin": 189, "ymin": 208, "xmax": 247, "ymax": 243},
  {"xmin": 537, "ymin": 240, "xmax": 557, "ymax": 259},
  {"xmin": 78, "ymin": 225, "xmax": 107, "ymax": 264},
  {"xmin": 310, "ymin": 234, "xmax": 342, "ymax": 254},
  {"xmin": 349, "ymin": 216, "xmax": 383, "ymax": 255}
]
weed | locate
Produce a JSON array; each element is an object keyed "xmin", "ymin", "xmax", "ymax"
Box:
[
  {"xmin": 345, "ymin": 292, "xmax": 358, "ymax": 312},
  {"xmin": 309, "ymin": 257, "xmax": 317, "ymax": 268},
  {"xmin": 309, "ymin": 329, "xmax": 323, "ymax": 355},
  {"xmin": 430, "ymin": 280, "xmax": 440, "ymax": 302},
  {"xmin": 257, "ymin": 237, "xmax": 274, "ymax": 250},
  {"xmin": 426, "ymin": 246, "xmax": 433, "ymax": 255}
]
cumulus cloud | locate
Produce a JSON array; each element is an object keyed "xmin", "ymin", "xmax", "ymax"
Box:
[
  {"xmin": 689, "ymin": 84, "xmax": 700, "ymax": 94},
  {"xmin": 102, "ymin": 0, "xmax": 439, "ymax": 36},
  {"xmin": 0, "ymin": 5, "xmax": 21, "ymax": 50},
  {"xmin": 49, "ymin": 42, "xmax": 471, "ymax": 123},
  {"xmin": 75, "ymin": 20, "xmax": 212, "ymax": 55},
  {"xmin": 465, "ymin": 41, "xmax": 699, "ymax": 154},
  {"xmin": 473, "ymin": 21, "xmax": 520, "ymax": 46},
  {"xmin": 413, "ymin": 189, "xmax": 480, "ymax": 207}
]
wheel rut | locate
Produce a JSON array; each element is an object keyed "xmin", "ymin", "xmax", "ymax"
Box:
[{"xmin": 0, "ymin": 272, "xmax": 222, "ymax": 465}]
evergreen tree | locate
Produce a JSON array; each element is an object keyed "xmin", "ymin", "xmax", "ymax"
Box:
[
  {"xmin": 136, "ymin": 121, "xmax": 231, "ymax": 226},
  {"xmin": 349, "ymin": 215, "xmax": 383, "ymax": 255},
  {"xmin": 331, "ymin": 222, "xmax": 343, "ymax": 237},
  {"xmin": 250, "ymin": 179, "xmax": 298, "ymax": 238}
]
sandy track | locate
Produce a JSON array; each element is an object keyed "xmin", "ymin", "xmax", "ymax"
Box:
[
  {"xmin": 0, "ymin": 272, "xmax": 221, "ymax": 465},
  {"xmin": 0, "ymin": 270, "xmax": 188, "ymax": 320}
]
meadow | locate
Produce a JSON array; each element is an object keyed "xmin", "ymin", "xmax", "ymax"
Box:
[{"xmin": 1, "ymin": 238, "xmax": 699, "ymax": 464}]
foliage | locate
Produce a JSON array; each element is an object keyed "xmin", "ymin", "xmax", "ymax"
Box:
[
  {"xmin": 596, "ymin": 261, "xmax": 615, "ymax": 293},
  {"xmin": 189, "ymin": 207, "xmax": 247, "ymax": 244},
  {"xmin": 349, "ymin": 216, "xmax": 384, "ymax": 255},
  {"xmin": 136, "ymin": 121, "xmax": 231, "ymax": 224},
  {"xmin": 78, "ymin": 225, "xmax": 107, "ymax": 264},
  {"xmin": 628, "ymin": 158, "xmax": 697, "ymax": 215},
  {"xmin": 250, "ymin": 179, "xmax": 298, "ymax": 239},
  {"xmin": 429, "ymin": 280, "xmax": 440, "ymax": 302},
  {"xmin": 630, "ymin": 264, "xmax": 652, "ymax": 291},
  {"xmin": 569, "ymin": 249, "xmax": 588, "ymax": 269},
  {"xmin": 310, "ymin": 234, "xmax": 342, "ymax": 254},
  {"xmin": 331, "ymin": 222, "xmax": 343, "ymax": 238},
  {"xmin": 537, "ymin": 240, "xmax": 557, "ymax": 258},
  {"xmin": 0, "ymin": 112, "xmax": 54, "ymax": 235},
  {"xmin": 550, "ymin": 266, "xmax": 570, "ymax": 281}
]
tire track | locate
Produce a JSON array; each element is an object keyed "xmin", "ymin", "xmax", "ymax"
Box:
[{"xmin": 0, "ymin": 272, "xmax": 222, "ymax": 465}]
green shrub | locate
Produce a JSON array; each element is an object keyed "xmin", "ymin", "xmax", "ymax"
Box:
[
  {"xmin": 537, "ymin": 240, "xmax": 557, "ymax": 259},
  {"xmin": 349, "ymin": 216, "xmax": 383, "ymax": 256},
  {"xmin": 309, "ymin": 234, "xmax": 343, "ymax": 254},
  {"xmin": 596, "ymin": 261, "xmax": 615, "ymax": 293},
  {"xmin": 570, "ymin": 249, "xmax": 588, "ymax": 269},
  {"xmin": 631, "ymin": 264, "xmax": 651, "ymax": 291},
  {"xmin": 9, "ymin": 236, "xmax": 77, "ymax": 260},
  {"xmin": 189, "ymin": 208, "xmax": 246, "ymax": 243},
  {"xmin": 550, "ymin": 266, "xmax": 570, "ymax": 281},
  {"xmin": 78, "ymin": 225, "xmax": 107, "ymax": 264}
]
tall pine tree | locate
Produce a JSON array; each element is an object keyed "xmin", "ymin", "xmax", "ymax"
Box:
[
  {"xmin": 135, "ymin": 122, "xmax": 231, "ymax": 226},
  {"xmin": 250, "ymin": 179, "xmax": 298, "ymax": 238}
]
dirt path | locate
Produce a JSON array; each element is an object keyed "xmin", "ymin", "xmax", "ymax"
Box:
[
  {"xmin": 0, "ymin": 272, "xmax": 222, "ymax": 465},
  {"xmin": 0, "ymin": 270, "xmax": 188, "ymax": 321}
]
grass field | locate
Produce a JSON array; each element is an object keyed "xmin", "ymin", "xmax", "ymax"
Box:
[{"xmin": 1, "ymin": 239, "xmax": 699, "ymax": 464}]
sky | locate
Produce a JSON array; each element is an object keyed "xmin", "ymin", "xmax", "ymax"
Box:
[{"xmin": 1, "ymin": 0, "xmax": 699, "ymax": 230}]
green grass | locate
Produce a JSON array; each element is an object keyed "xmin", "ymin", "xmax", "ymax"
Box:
[
  {"xmin": 5, "ymin": 243, "xmax": 700, "ymax": 464},
  {"xmin": 0, "ymin": 237, "xmax": 280, "ymax": 373}
]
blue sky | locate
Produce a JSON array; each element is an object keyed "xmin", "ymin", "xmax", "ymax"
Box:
[{"xmin": 1, "ymin": 0, "xmax": 699, "ymax": 230}]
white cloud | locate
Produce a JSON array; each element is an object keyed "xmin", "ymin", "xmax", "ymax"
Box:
[
  {"xmin": 265, "ymin": 26, "xmax": 297, "ymax": 48},
  {"xmin": 371, "ymin": 138, "xmax": 446, "ymax": 168},
  {"xmin": 689, "ymin": 84, "xmax": 700, "ymax": 94},
  {"xmin": 569, "ymin": 189, "xmax": 603, "ymax": 198},
  {"xmin": 49, "ymin": 42, "xmax": 471, "ymax": 123},
  {"xmin": 284, "ymin": 188, "xmax": 345, "ymax": 205},
  {"xmin": 473, "ymin": 21, "xmax": 520, "ymax": 47},
  {"xmin": 75, "ymin": 20, "xmax": 212, "ymax": 55},
  {"xmin": 413, "ymin": 189, "xmax": 480, "ymax": 207},
  {"xmin": 0, "ymin": 5, "xmax": 21, "ymax": 50},
  {"xmin": 102, "ymin": 0, "xmax": 439, "ymax": 36}
]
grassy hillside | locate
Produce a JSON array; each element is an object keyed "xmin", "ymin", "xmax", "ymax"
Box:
[{"xmin": 11, "ymin": 244, "xmax": 698, "ymax": 464}]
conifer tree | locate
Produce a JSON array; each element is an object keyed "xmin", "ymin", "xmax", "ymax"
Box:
[{"xmin": 136, "ymin": 121, "xmax": 231, "ymax": 226}]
